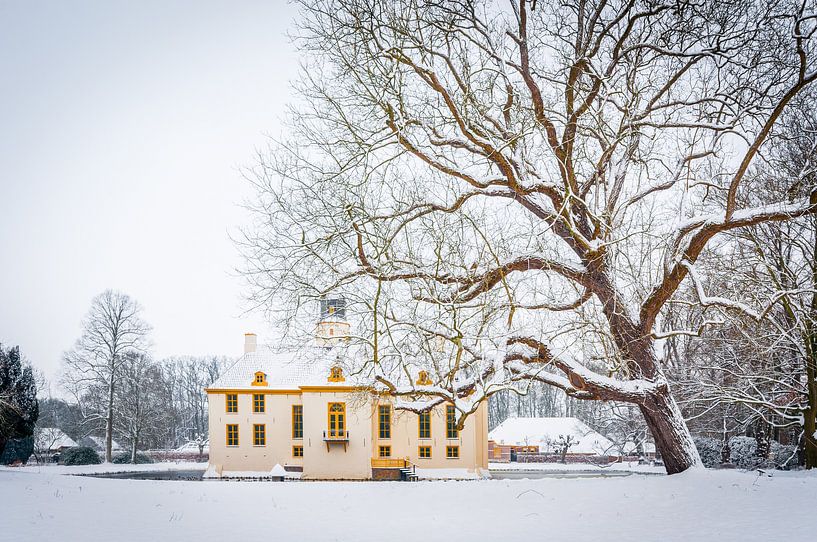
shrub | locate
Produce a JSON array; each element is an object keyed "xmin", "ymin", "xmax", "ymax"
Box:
[
  {"xmin": 0, "ymin": 436, "xmax": 34, "ymax": 465},
  {"xmin": 112, "ymin": 452, "xmax": 153, "ymax": 464},
  {"xmin": 770, "ymin": 441, "xmax": 798, "ymax": 469},
  {"xmin": 693, "ymin": 436, "xmax": 722, "ymax": 468},
  {"xmin": 728, "ymin": 436, "xmax": 758, "ymax": 469},
  {"xmin": 61, "ymin": 446, "xmax": 101, "ymax": 466}
]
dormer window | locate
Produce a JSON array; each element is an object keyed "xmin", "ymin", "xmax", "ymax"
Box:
[
  {"xmin": 328, "ymin": 366, "xmax": 346, "ymax": 383},
  {"xmin": 416, "ymin": 370, "xmax": 432, "ymax": 386},
  {"xmin": 252, "ymin": 371, "xmax": 267, "ymax": 386}
]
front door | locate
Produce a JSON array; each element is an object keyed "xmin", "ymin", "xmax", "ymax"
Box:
[{"xmin": 328, "ymin": 402, "xmax": 345, "ymax": 438}]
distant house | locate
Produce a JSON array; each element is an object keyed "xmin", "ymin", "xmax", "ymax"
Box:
[
  {"xmin": 35, "ymin": 428, "xmax": 77, "ymax": 455},
  {"xmin": 488, "ymin": 417, "xmax": 615, "ymax": 462},
  {"xmin": 78, "ymin": 435, "xmax": 123, "ymax": 453}
]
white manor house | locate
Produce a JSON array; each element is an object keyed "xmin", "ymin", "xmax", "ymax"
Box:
[{"xmin": 205, "ymin": 300, "xmax": 490, "ymax": 480}]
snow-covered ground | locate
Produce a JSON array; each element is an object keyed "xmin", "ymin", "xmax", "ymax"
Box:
[
  {"xmin": 2, "ymin": 466, "xmax": 816, "ymax": 541},
  {"xmin": 2, "ymin": 461, "xmax": 208, "ymax": 476},
  {"xmin": 488, "ymin": 460, "xmax": 666, "ymax": 474}
]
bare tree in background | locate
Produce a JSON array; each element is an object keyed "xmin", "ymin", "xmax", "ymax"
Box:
[
  {"xmin": 62, "ymin": 290, "xmax": 150, "ymax": 462},
  {"xmin": 241, "ymin": 0, "xmax": 817, "ymax": 473},
  {"xmin": 114, "ymin": 352, "xmax": 169, "ymax": 463},
  {"xmin": 676, "ymin": 94, "xmax": 817, "ymax": 467}
]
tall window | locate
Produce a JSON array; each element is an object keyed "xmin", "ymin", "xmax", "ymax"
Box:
[
  {"xmin": 446, "ymin": 405, "xmax": 458, "ymax": 439},
  {"xmin": 226, "ymin": 424, "xmax": 239, "ymax": 446},
  {"xmin": 378, "ymin": 405, "xmax": 391, "ymax": 439},
  {"xmin": 378, "ymin": 445, "xmax": 391, "ymax": 457},
  {"xmin": 328, "ymin": 402, "xmax": 346, "ymax": 437},
  {"xmin": 418, "ymin": 411, "xmax": 431, "ymax": 439},
  {"xmin": 253, "ymin": 424, "xmax": 266, "ymax": 446},
  {"xmin": 418, "ymin": 445, "xmax": 431, "ymax": 458},
  {"xmin": 446, "ymin": 445, "xmax": 459, "ymax": 459},
  {"xmin": 226, "ymin": 394, "xmax": 238, "ymax": 413},
  {"xmin": 253, "ymin": 394, "xmax": 265, "ymax": 413},
  {"xmin": 292, "ymin": 405, "xmax": 303, "ymax": 439}
]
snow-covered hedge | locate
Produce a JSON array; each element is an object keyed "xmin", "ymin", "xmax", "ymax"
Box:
[
  {"xmin": 728, "ymin": 436, "xmax": 759, "ymax": 469},
  {"xmin": 693, "ymin": 437, "xmax": 723, "ymax": 468},
  {"xmin": 61, "ymin": 447, "xmax": 101, "ymax": 466},
  {"xmin": 770, "ymin": 441, "xmax": 797, "ymax": 469}
]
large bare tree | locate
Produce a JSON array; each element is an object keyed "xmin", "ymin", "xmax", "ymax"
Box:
[
  {"xmin": 62, "ymin": 290, "xmax": 150, "ymax": 462},
  {"xmin": 241, "ymin": 0, "xmax": 817, "ymax": 473}
]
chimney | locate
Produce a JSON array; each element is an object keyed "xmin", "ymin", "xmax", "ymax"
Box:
[{"xmin": 244, "ymin": 333, "xmax": 257, "ymax": 354}]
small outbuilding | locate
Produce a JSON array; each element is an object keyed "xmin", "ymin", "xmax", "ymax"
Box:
[{"xmin": 488, "ymin": 417, "xmax": 615, "ymax": 462}]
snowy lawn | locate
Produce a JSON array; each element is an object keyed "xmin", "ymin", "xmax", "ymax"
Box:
[
  {"xmin": 2, "ymin": 468, "xmax": 816, "ymax": 542},
  {"xmin": 488, "ymin": 460, "xmax": 666, "ymax": 474}
]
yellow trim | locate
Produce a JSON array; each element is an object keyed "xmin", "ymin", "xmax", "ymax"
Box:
[
  {"xmin": 446, "ymin": 445, "xmax": 459, "ymax": 459},
  {"xmin": 208, "ymin": 388, "xmax": 302, "ymax": 395},
  {"xmin": 371, "ymin": 457, "xmax": 409, "ymax": 468},
  {"xmin": 327, "ymin": 402, "xmax": 346, "ymax": 437},
  {"xmin": 378, "ymin": 405, "xmax": 391, "ymax": 439},
  {"xmin": 378, "ymin": 445, "xmax": 391, "ymax": 458},
  {"xmin": 226, "ymin": 424, "xmax": 239, "ymax": 447},
  {"xmin": 253, "ymin": 393, "xmax": 265, "ymax": 413},
  {"xmin": 416, "ymin": 370, "xmax": 432, "ymax": 386},
  {"xmin": 418, "ymin": 411, "xmax": 431, "ymax": 439},
  {"xmin": 446, "ymin": 405, "xmax": 458, "ymax": 439},
  {"xmin": 226, "ymin": 393, "xmax": 238, "ymax": 413},
  {"xmin": 418, "ymin": 445, "xmax": 431, "ymax": 459},
  {"xmin": 293, "ymin": 445, "xmax": 304, "ymax": 457},
  {"xmin": 292, "ymin": 404, "xmax": 303, "ymax": 439},
  {"xmin": 253, "ymin": 424, "xmax": 266, "ymax": 446},
  {"xmin": 252, "ymin": 371, "xmax": 268, "ymax": 386},
  {"xmin": 327, "ymin": 366, "xmax": 346, "ymax": 383}
]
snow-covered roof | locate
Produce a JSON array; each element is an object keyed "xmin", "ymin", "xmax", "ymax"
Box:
[
  {"xmin": 209, "ymin": 345, "xmax": 365, "ymax": 391},
  {"xmin": 36, "ymin": 428, "xmax": 78, "ymax": 451},
  {"xmin": 488, "ymin": 417, "xmax": 615, "ymax": 455},
  {"xmin": 80, "ymin": 435, "xmax": 123, "ymax": 452}
]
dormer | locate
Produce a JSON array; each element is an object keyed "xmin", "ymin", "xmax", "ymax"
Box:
[
  {"xmin": 328, "ymin": 366, "xmax": 346, "ymax": 383},
  {"xmin": 416, "ymin": 370, "xmax": 432, "ymax": 386},
  {"xmin": 252, "ymin": 371, "xmax": 268, "ymax": 386}
]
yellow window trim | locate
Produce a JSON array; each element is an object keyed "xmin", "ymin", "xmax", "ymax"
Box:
[
  {"xmin": 253, "ymin": 393, "xmax": 265, "ymax": 413},
  {"xmin": 327, "ymin": 366, "xmax": 346, "ymax": 383},
  {"xmin": 418, "ymin": 445, "xmax": 431, "ymax": 459},
  {"xmin": 292, "ymin": 404, "xmax": 303, "ymax": 439},
  {"xmin": 253, "ymin": 424, "xmax": 266, "ymax": 446},
  {"xmin": 226, "ymin": 424, "xmax": 239, "ymax": 447},
  {"xmin": 225, "ymin": 393, "xmax": 238, "ymax": 413},
  {"xmin": 446, "ymin": 445, "xmax": 459, "ymax": 459},
  {"xmin": 327, "ymin": 402, "xmax": 346, "ymax": 436},
  {"xmin": 378, "ymin": 445, "xmax": 391, "ymax": 458},
  {"xmin": 252, "ymin": 371, "xmax": 268, "ymax": 386},
  {"xmin": 418, "ymin": 410, "xmax": 431, "ymax": 439},
  {"xmin": 292, "ymin": 445, "xmax": 304, "ymax": 457},
  {"xmin": 446, "ymin": 404, "xmax": 458, "ymax": 439},
  {"xmin": 378, "ymin": 404, "xmax": 391, "ymax": 440},
  {"xmin": 416, "ymin": 370, "xmax": 433, "ymax": 386}
]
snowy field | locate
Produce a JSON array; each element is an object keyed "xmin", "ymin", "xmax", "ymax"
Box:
[{"xmin": 2, "ymin": 465, "xmax": 816, "ymax": 541}]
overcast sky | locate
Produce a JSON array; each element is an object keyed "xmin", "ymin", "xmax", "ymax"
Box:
[{"xmin": 0, "ymin": 1, "xmax": 301, "ymax": 387}]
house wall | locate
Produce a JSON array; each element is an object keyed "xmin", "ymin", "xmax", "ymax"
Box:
[
  {"xmin": 208, "ymin": 391, "xmax": 304, "ymax": 473},
  {"xmin": 208, "ymin": 388, "xmax": 488, "ymax": 478}
]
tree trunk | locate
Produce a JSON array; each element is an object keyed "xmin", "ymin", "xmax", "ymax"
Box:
[
  {"xmin": 638, "ymin": 388, "xmax": 702, "ymax": 474},
  {"xmin": 105, "ymin": 379, "xmax": 115, "ymax": 463},
  {"xmin": 0, "ymin": 436, "xmax": 7, "ymax": 459},
  {"xmin": 805, "ymin": 227, "xmax": 817, "ymax": 469},
  {"xmin": 131, "ymin": 438, "xmax": 138, "ymax": 464}
]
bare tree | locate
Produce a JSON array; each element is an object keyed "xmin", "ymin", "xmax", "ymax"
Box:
[
  {"xmin": 241, "ymin": 0, "xmax": 817, "ymax": 473},
  {"xmin": 62, "ymin": 290, "xmax": 150, "ymax": 462},
  {"xmin": 113, "ymin": 352, "xmax": 169, "ymax": 462},
  {"xmin": 676, "ymin": 94, "xmax": 817, "ymax": 467}
]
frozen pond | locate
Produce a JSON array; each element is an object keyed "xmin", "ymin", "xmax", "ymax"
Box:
[{"xmin": 79, "ymin": 469, "xmax": 206, "ymax": 481}]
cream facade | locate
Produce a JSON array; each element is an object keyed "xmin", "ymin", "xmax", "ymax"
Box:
[{"xmin": 206, "ymin": 334, "xmax": 489, "ymax": 480}]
